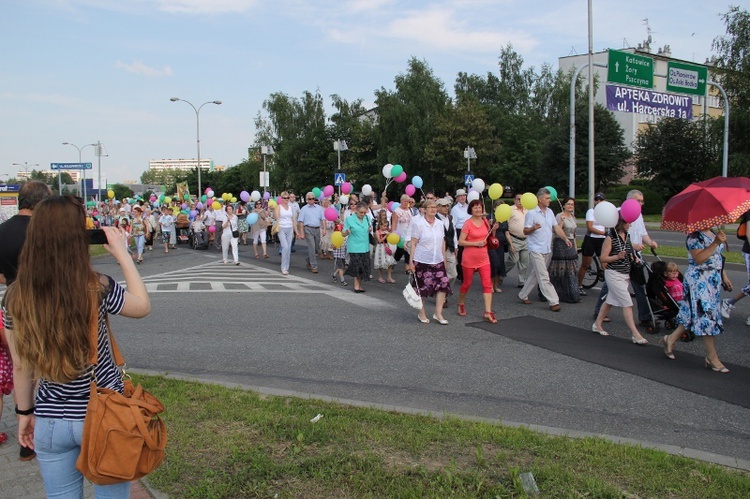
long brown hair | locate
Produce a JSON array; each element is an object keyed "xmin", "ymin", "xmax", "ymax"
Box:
[{"xmin": 6, "ymin": 196, "xmax": 96, "ymax": 383}]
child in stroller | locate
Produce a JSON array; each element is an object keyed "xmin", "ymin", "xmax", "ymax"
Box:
[{"xmin": 647, "ymin": 260, "xmax": 694, "ymax": 341}]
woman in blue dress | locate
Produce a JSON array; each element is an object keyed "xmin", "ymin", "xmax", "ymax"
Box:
[{"xmin": 661, "ymin": 228, "xmax": 731, "ymax": 372}]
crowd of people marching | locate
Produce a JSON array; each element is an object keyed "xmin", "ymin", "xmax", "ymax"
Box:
[{"xmin": 81, "ymin": 185, "xmax": 737, "ymax": 376}]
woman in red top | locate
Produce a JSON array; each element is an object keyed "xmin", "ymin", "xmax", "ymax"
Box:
[{"xmin": 458, "ymin": 199, "xmax": 499, "ymax": 323}]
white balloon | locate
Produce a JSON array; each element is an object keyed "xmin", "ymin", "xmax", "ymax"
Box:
[
  {"xmin": 382, "ymin": 164, "xmax": 393, "ymax": 178},
  {"xmin": 467, "ymin": 191, "xmax": 480, "ymax": 202},
  {"xmin": 339, "ymin": 194, "xmax": 349, "ymax": 205},
  {"xmin": 594, "ymin": 201, "xmax": 619, "ymax": 228},
  {"xmin": 471, "ymin": 178, "xmax": 486, "ymax": 193},
  {"xmin": 250, "ymin": 190, "xmax": 261, "ymax": 202},
  {"xmin": 361, "ymin": 184, "xmax": 373, "ymax": 196}
]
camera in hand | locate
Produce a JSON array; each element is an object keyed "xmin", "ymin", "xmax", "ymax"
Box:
[{"xmin": 87, "ymin": 229, "xmax": 108, "ymax": 245}]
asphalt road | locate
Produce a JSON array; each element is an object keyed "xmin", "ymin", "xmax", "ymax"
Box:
[{"xmin": 96, "ymin": 240, "xmax": 750, "ymax": 467}]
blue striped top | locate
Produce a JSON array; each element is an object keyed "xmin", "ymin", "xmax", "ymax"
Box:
[{"xmin": 3, "ymin": 274, "xmax": 126, "ymax": 420}]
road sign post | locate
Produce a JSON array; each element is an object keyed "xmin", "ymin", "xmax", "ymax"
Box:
[
  {"xmin": 666, "ymin": 61, "xmax": 708, "ymax": 96},
  {"xmin": 607, "ymin": 50, "xmax": 654, "ymax": 89}
]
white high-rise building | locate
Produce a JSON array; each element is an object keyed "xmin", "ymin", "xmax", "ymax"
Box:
[{"xmin": 149, "ymin": 158, "xmax": 214, "ymax": 172}]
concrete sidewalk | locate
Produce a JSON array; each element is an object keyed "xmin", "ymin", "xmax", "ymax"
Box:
[{"xmin": 0, "ymin": 394, "xmax": 160, "ymax": 498}]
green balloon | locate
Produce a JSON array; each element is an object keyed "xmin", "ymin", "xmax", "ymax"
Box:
[
  {"xmin": 201, "ymin": 194, "xmax": 207, "ymax": 202},
  {"xmin": 312, "ymin": 187, "xmax": 322, "ymax": 198},
  {"xmin": 183, "ymin": 193, "xmax": 190, "ymax": 200},
  {"xmin": 545, "ymin": 186, "xmax": 558, "ymax": 202},
  {"xmin": 397, "ymin": 237, "xmax": 405, "ymax": 249},
  {"xmin": 390, "ymin": 164, "xmax": 404, "ymax": 178}
]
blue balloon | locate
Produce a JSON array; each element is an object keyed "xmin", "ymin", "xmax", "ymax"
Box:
[
  {"xmin": 412, "ymin": 175, "xmax": 423, "ymax": 189},
  {"xmin": 246, "ymin": 213, "xmax": 259, "ymax": 225}
]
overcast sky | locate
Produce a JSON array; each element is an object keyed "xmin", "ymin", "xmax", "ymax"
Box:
[{"xmin": 1, "ymin": 0, "xmax": 730, "ymax": 186}]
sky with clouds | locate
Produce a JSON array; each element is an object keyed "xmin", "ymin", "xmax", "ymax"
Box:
[{"xmin": 1, "ymin": 0, "xmax": 731, "ymax": 187}]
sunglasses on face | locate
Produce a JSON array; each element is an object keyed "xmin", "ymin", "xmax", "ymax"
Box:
[{"xmin": 282, "ymin": 196, "xmax": 289, "ymax": 199}]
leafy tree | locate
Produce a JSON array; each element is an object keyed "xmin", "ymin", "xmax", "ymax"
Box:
[
  {"xmin": 254, "ymin": 90, "xmax": 329, "ymax": 193},
  {"xmin": 424, "ymin": 97, "xmax": 501, "ymax": 194},
  {"xmin": 140, "ymin": 168, "xmax": 188, "ymax": 192},
  {"xmin": 374, "ymin": 58, "xmax": 451, "ymax": 187},
  {"xmin": 712, "ymin": 6, "xmax": 750, "ymax": 175},
  {"xmin": 634, "ymin": 117, "xmax": 721, "ymax": 199},
  {"xmin": 110, "ymin": 183, "xmax": 134, "ymax": 200}
]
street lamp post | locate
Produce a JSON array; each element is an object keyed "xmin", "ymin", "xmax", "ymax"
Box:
[
  {"xmin": 62, "ymin": 142, "xmax": 96, "ymax": 199},
  {"xmin": 260, "ymin": 145, "xmax": 274, "ymax": 193},
  {"xmin": 170, "ymin": 97, "xmax": 222, "ymax": 199},
  {"xmin": 12, "ymin": 162, "xmax": 39, "ymax": 180}
]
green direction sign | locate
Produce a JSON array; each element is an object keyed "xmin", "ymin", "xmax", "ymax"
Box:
[
  {"xmin": 607, "ymin": 50, "xmax": 654, "ymax": 89},
  {"xmin": 666, "ymin": 61, "xmax": 707, "ymax": 96}
]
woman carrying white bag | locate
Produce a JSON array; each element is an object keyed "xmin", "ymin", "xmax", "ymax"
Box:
[{"xmin": 404, "ymin": 199, "xmax": 452, "ymax": 324}]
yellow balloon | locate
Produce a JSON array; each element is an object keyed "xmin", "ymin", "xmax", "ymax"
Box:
[
  {"xmin": 164, "ymin": 196, "xmax": 172, "ymax": 204},
  {"xmin": 107, "ymin": 189, "xmax": 115, "ymax": 199},
  {"xmin": 386, "ymin": 232, "xmax": 400, "ymax": 245},
  {"xmin": 331, "ymin": 231, "xmax": 344, "ymax": 248},
  {"xmin": 488, "ymin": 183, "xmax": 504, "ymax": 200},
  {"xmin": 231, "ymin": 197, "xmax": 237, "ymax": 203},
  {"xmin": 520, "ymin": 192, "xmax": 538, "ymax": 210},
  {"xmin": 212, "ymin": 201, "xmax": 221, "ymax": 210},
  {"xmin": 267, "ymin": 199, "xmax": 277, "ymax": 209},
  {"xmin": 494, "ymin": 204, "xmax": 512, "ymax": 222},
  {"xmin": 172, "ymin": 207, "xmax": 180, "ymax": 215}
]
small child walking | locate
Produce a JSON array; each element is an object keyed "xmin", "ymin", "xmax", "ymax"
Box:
[
  {"xmin": 332, "ymin": 239, "xmax": 348, "ymax": 286},
  {"xmin": 373, "ymin": 211, "xmax": 396, "ymax": 283}
]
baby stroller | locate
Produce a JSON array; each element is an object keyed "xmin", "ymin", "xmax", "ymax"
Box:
[
  {"xmin": 175, "ymin": 213, "xmax": 191, "ymax": 244},
  {"xmin": 644, "ymin": 255, "xmax": 695, "ymax": 341}
]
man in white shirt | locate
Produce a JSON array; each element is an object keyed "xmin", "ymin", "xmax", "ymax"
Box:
[
  {"xmin": 577, "ymin": 192, "xmax": 608, "ymax": 295},
  {"xmin": 505, "ymin": 193, "xmax": 529, "ymax": 288},
  {"xmin": 436, "ymin": 197, "xmax": 458, "ymax": 282},
  {"xmin": 213, "ymin": 203, "xmax": 227, "ymax": 249},
  {"xmin": 626, "ymin": 189, "xmax": 659, "ymax": 326},
  {"xmin": 518, "ymin": 187, "xmax": 572, "ymax": 312},
  {"xmin": 450, "ymin": 188, "xmax": 470, "ymax": 281}
]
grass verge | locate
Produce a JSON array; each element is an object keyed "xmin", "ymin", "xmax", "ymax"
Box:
[{"xmin": 139, "ymin": 375, "xmax": 750, "ymax": 498}]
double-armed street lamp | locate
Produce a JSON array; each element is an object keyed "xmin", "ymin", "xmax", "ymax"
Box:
[
  {"xmin": 62, "ymin": 142, "xmax": 96, "ymax": 199},
  {"xmin": 170, "ymin": 97, "xmax": 222, "ymax": 199},
  {"xmin": 12, "ymin": 162, "xmax": 39, "ymax": 179}
]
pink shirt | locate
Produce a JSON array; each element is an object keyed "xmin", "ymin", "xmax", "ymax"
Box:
[
  {"xmin": 460, "ymin": 218, "xmax": 491, "ymax": 269},
  {"xmin": 664, "ymin": 278, "xmax": 684, "ymax": 302}
]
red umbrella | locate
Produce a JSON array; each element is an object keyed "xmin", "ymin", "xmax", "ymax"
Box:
[{"xmin": 661, "ymin": 176, "xmax": 750, "ymax": 232}]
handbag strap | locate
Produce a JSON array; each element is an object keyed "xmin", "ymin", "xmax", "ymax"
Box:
[{"xmin": 87, "ymin": 280, "xmax": 126, "ymax": 369}]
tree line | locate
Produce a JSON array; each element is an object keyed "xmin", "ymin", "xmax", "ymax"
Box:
[{"xmin": 138, "ymin": 6, "xmax": 747, "ymax": 203}]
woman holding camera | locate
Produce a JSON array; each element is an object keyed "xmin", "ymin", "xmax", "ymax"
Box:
[{"xmin": 3, "ymin": 196, "xmax": 150, "ymax": 498}]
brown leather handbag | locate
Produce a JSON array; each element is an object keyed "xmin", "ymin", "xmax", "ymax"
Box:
[{"xmin": 76, "ymin": 294, "xmax": 167, "ymax": 485}]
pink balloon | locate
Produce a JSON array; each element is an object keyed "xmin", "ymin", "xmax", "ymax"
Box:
[
  {"xmin": 388, "ymin": 201, "xmax": 396, "ymax": 212},
  {"xmin": 405, "ymin": 184, "xmax": 416, "ymax": 196},
  {"xmin": 341, "ymin": 182, "xmax": 352, "ymax": 194},
  {"xmin": 324, "ymin": 207, "xmax": 339, "ymax": 222},
  {"xmin": 394, "ymin": 172, "xmax": 407, "ymax": 183},
  {"xmin": 620, "ymin": 198, "xmax": 642, "ymax": 224},
  {"xmin": 276, "ymin": 196, "xmax": 283, "ymax": 204},
  {"xmin": 208, "ymin": 225, "xmax": 216, "ymax": 233},
  {"xmin": 323, "ymin": 185, "xmax": 334, "ymax": 197}
]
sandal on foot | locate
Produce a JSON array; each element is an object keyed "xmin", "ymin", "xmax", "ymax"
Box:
[
  {"xmin": 457, "ymin": 304, "xmax": 467, "ymax": 316},
  {"xmin": 378, "ymin": 278, "xmax": 386, "ymax": 283},
  {"xmin": 483, "ymin": 311, "xmax": 498, "ymax": 324}
]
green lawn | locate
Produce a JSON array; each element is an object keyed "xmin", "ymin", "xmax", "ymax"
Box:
[{"xmin": 139, "ymin": 375, "xmax": 750, "ymax": 498}]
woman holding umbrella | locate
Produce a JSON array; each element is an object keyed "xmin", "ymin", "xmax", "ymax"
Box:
[
  {"xmin": 661, "ymin": 228, "xmax": 731, "ymax": 372},
  {"xmin": 658, "ymin": 176, "xmax": 749, "ymax": 372}
]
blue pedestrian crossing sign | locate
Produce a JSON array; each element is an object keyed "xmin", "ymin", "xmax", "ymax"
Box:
[
  {"xmin": 334, "ymin": 172, "xmax": 346, "ymax": 186},
  {"xmin": 464, "ymin": 173, "xmax": 475, "ymax": 186}
]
